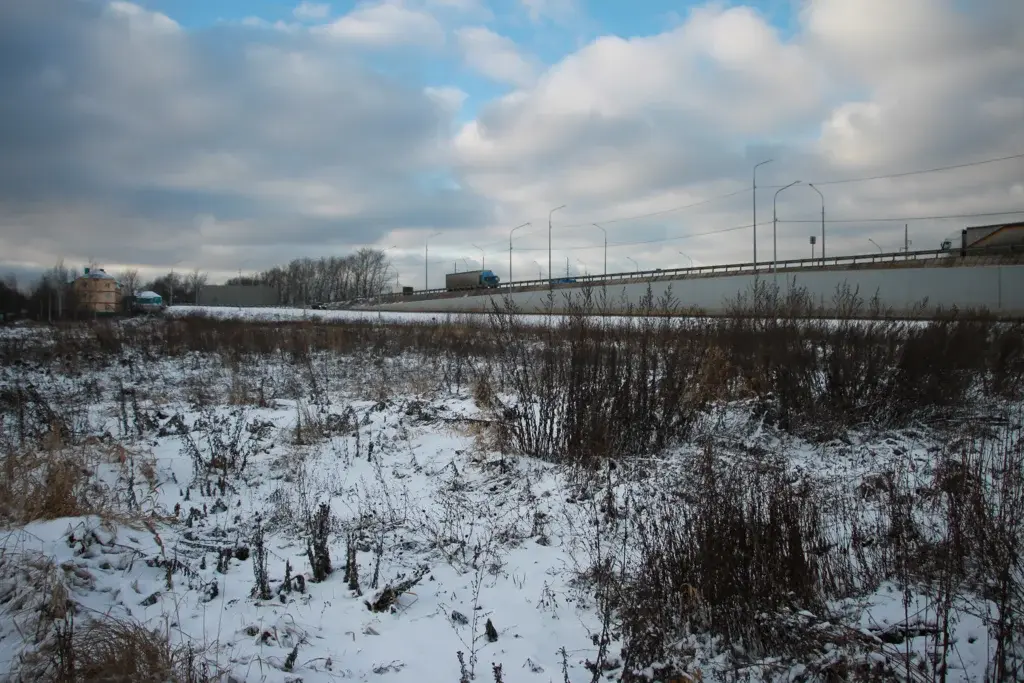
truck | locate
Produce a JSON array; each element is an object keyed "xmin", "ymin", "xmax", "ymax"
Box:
[
  {"xmin": 445, "ymin": 270, "xmax": 500, "ymax": 291},
  {"xmin": 942, "ymin": 222, "xmax": 1024, "ymax": 252}
]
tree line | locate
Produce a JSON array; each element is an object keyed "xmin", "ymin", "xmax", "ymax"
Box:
[
  {"xmin": 224, "ymin": 249, "xmax": 394, "ymax": 306},
  {"xmin": 1, "ymin": 248, "xmax": 393, "ymax": 321},
  {"xmin": 0, "ymin": 261, "xmax": 208, "ymax": 322}
]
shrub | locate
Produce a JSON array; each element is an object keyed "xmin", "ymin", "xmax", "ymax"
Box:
[{"xmin": 36, "ymin": 613, "xmax": 215, "ymax": 683}]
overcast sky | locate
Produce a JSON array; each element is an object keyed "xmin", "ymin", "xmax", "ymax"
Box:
[{"xmin": 0, "ymin": 0, "xmax": 1021, "ymax": 288}]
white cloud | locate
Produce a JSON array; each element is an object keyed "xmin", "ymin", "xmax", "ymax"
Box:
[
  {"xmin": 427, "ymin": 0, "xmax": 486, "ymax": 12},
  {"xmin": 1, "ymin": 0, "xmax": 1022, "ymax": 287},
  {"xmin": 293, "ymin": 2, "xmax": 331, "ymax": 21},
  {"xmin": 105, "ymin": 1, "xmax": 180, "ymax": 33},
  {"xmin": 425, "ymin": 86, "xmax": 468, "ymax": 112},
  {"xmin": 313, "ymin": 1, "xmax": 445, "ymax": 48},
  {"xmin": 449, "ymin": 0, "xmax": 1024, "ymax": 276},
  {"xmin": 519, "ymin": 0, "xmax": 576, "ymax": 24},
  {"xmin": 0, "ymin": 0, "xmax": 487, "ymax": 279},
  {"xmin": 456, "ymin": 27, "xmax": 537, "ymax": 88}
]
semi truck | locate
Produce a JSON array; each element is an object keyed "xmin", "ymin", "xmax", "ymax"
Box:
[
  {"xmin": 942, "ymin": 221, "xmax": 1024, "ymax": 251},
  {"xmin": 445, "ymin": 270, "xmax": 500, "ymax": 291}
]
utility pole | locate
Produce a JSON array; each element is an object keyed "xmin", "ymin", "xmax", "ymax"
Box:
[
  {"xmin": 425, "ymin": 231, "xmax": 441, "ymax": 290},
  {"xmin": 548, "ymin": 204, "xmax": 566, "ymax": 287},
  {"xmin": 905, "ymin": 224, "xmax": 909, "ymax": 256},
  {"xmin": 808, "ymin": 183, "xmax": 825, "ymax": 265},
  {"xmin": 508, "ymin": 222, "xmax": 530, "ymax": 284},
  {"xmin": 753, "ymin": 159, "xmax": 773, "ymax": 269},
  {"xmin": 565, "ymin": 257, "xmax": 569, "ymax": 277},
  {"xmin": 773, "ymin": 180, "xmax": 801, "ymax": 273}
]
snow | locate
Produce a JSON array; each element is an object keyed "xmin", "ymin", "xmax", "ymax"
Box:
[
  {"xmin": 0, "ymin": 349, "xmax": 606, "ymax": 682},
  {"xmin": 0, "ymin": 322, "xmax": 1014, "ymax": 682},
  {"xmin": 163, "ymin": 305, "xmax": 934, "ymax": 332}
]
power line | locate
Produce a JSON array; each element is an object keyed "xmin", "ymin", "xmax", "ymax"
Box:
[
  {"xmin": 793, "ymin": 152, "xmax": 1024, "ymax": 187},
  {"xmin": 559, "ymin": 188, "xmax": 751, "ymax": 228},
  {"xmin": 506, "ymin": 208, "xmax": 1024, "ymax": 252},
  {"xmin": 778, "ymin": 209, "xmax": 1024, "ymax": 224},
  {"xmin": 477, "ymin": 151, "xmax": 1024, "ymax": 248},
  {"xmin": 509, "ymin": 222, "xmax": 756, "ymax": 252}
]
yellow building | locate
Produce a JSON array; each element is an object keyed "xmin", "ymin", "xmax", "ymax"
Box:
[{"xmin": 73, "ymin": 267, "xmax": 122, "ymax": 315}]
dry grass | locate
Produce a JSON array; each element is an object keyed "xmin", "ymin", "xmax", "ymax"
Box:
[
  {"xmin": 0, "ymin": 448, "xmax": 99, "ymax": 525},
  {"xmin": 36, "ymin": 614, "xmax": 216, "ymax": 683},
  {"xmin": 0, "ymin": 442, "xmax": 159, "ymax": 527}
]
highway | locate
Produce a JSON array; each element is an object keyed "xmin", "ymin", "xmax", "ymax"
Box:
[{"xmin": 363, "ymin": 245, "xmax": 1024, "ymax": 319}]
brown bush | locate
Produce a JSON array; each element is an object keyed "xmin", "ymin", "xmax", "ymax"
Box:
[
  {"xmin": 0, "ymin": 447, "xmax": 95, "ymax": 524},
  {"xmin": 41, "ymin": 614, "xmax": 215, "ymax": 683}
]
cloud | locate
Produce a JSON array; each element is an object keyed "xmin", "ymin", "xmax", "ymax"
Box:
[
  {"xmin": 451, "ymin": 0, "xmax": 1024, "ymax": 275},
  {"xmin": 0, "ymin": 0, "xmax": 488, "ymax": 278},
  {"xmin": 312, "ymin": 1, "xmax": 445, "ymax": 48},
  {"xmin": 1, "ymin": 0, "xmax": 1021, "ymax": 288},
  {"xmin": 426, "ymin": 0, "xmax": 489, "ymax": 14},
  {"xmin": 455, "ymin": 26, "xmax": 537, "ymax": 87},
  {"xmin": 519, "ymin": 0, "xmax": 576, "ymax": 24},
  {"xmin": 293, "ymin": 2, "xmax": 331, "ymax": 21},
  {"xmin": 425, "ymin": 85, "xmax": 468, "ymax": 113}
]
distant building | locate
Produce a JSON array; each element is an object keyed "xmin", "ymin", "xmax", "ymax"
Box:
[
  {"xmin": 126, "ymin": 290, "xmax": 164, "ymax": 315},
  {"xmin": 197, "ymin": 284, "xmax": 279, "ymax": 307},
  {"xmin": 73, "ymin": 267, "xmax": 122, "ymax": 315}
]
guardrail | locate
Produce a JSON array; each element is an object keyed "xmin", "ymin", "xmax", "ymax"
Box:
[{"xmin": 366, "ymin": 243, "xmax": 1024, "ymax": 304}]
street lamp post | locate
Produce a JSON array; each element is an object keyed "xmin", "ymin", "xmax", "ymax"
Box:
[
  {"xmin": 425, "ymin": 232, "xmax": 441, "ymax": 290},
  {"xmin": 592, "ymin": 223, "xmax": 607, "ymax": 276},
  {"xmin": 577, "ymin": 258, "xmax": 587, "ymax": 275},
  {"xmin": 753, "ymin": 159, "xmax": 773, "ymax": 269},
  {"xmin": 626, "ymin": 256, "xmax": 638, "ymax": 273},
  {"xmin": 471, "ymin": 243, "xmax": 485, "ymax": 270},
  {"xmin": 808, "ymin": 183, "xmax": 825, "ymax": 265},
  {"xmin": 508, "ymin": 222, "xmax": 530, "ymax": 283},
  {"xmin": 548, "ymin": 205, "xmax": 566, "ymax": 287},
  {"xmin": 677, "ymin": 250, "xmax": 693, "ymax": 268},
  {"xmin": 773, "ymin": 180, "xmax": 801, "ymax": 273},
  {"xmin": 869, "ymin": 238, "xmax": 883, "ymax": 254}
]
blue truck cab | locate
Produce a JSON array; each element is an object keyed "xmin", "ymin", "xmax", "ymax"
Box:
[{"xmin": 481, "ymin": 270, "xmax": 500, "ymax": 287}]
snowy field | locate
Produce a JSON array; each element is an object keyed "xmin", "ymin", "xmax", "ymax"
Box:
[
  {"xmin": 167, "ymin": 305, "xmax": 467, "ymax": 325},
  {"xmin": 164, "ymin": 304, "xmax": 933, "ymax": 329},
  {"xmin": 0, "ymin": 314, "xmax": 1022, "ymax": 683}
]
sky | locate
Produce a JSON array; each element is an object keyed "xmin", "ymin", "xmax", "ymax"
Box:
[{"xmin": 0, "ymin": 0, "xmax": 1022, "ymax": 288}]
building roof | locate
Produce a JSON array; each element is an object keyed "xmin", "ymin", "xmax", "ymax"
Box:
[{"xmin": 81, "ymin": 268, "xmax": 116, "ymax": 280}]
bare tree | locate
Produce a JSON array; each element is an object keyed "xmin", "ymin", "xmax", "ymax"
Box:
[
  {"xmin": 185, "ymin": 268, "xmax": 208, "ymax": 305},
  {"xmin": 119, "ymin": 268, "xmax": 140, "ymax": 296},
  {"xmin": 221, "ymin": 249, "xmax": 394, "ymax": 306},
  {"xmin": 49, "ymin": 259, "xmax": 74, "ymax": 319}
]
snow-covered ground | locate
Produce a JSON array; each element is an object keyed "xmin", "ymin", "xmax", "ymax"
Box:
[
  {"xmin": 164, "ymin": 305, "xmax": 933, "ymax": 331},
  {"xmin": 0, "ymin": 320, "xmax": 1018, "ymax": 682},
  {"xmin": 167, "ymin": 305, "xmax": 468, "ymax": 325}
]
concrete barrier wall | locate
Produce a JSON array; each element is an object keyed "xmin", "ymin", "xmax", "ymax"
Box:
[
  {"xmin": 197, "ymin": 285, "xmax": 279, "ymax": 308},
  {"xmin": 368, "ymin": 265, "xmax": 1024, "ymax": 318}
]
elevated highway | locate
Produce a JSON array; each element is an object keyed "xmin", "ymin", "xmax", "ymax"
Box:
[{"xmin": 363, "ymin": 245, "xmax": 1024, "ymax": 319}]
